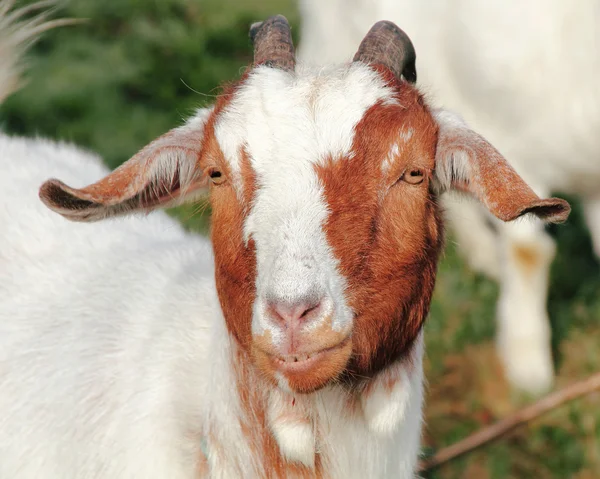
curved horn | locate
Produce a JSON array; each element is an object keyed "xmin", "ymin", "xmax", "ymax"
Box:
[
  {"xmin": 249, "ymin": 15, "xmax": 295, "ymax": 71},
  {"xmin": 353, "ymin": 21, "xmax": 417, "ymax": 83}
]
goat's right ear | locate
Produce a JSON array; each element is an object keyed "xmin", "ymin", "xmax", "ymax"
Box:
[{"xmin": 39, "ymin": 108, "xmax": 213, "ymax": 222}]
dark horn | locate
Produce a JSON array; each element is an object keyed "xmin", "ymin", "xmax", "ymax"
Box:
[
  {"xmin": 250, "ymin": 15, "xmax": 295, "ymax": 71},
  {"xmin": 353, "ymin": 21, "xmax": 417, "ymax": 83}
]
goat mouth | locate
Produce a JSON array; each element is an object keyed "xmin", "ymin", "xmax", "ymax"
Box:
[
  {"xmin": 272, "ymin": 349, "xmax": 329, "ymax": 371},
  {"xmin": 268, "ymin": 338, "xmax": 351, "ymax": 375},
  {"xmin": 252, "ymin": 336, "xmax": 353, "ymax": 393}
]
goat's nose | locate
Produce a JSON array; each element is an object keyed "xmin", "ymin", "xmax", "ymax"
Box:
[{"xmin": 268, "ymin": 298, "xmax": 323, "ymax": 325}]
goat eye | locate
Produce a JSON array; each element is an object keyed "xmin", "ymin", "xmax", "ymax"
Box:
[
  {"xmin": 209, "ymin": 169, "xmax": 225, "ymax": 185},
  {"xmin": 402, "ymin": 168, "xmax": 425, "ymax": 185}
]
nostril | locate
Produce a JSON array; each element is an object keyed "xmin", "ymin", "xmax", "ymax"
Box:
[
  {"xmin": 269, "ymin": 299, "xmax": 323, "ymax": 324},
  {"xmin": 300, "ymin": 304, "xmax": 319, "ymax": 318}
]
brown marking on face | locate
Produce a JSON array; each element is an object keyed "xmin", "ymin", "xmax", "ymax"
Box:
[
  {"xmin": 200, "ymin": 79, "xmax": 259, "ymax": 352},
  {"xmin": 317, "ymin": 71, "xmax": 444, "ymax": 380},
  {"xmin": 233, "ymin": 349, "xmax": 324, "ymax": 477},
  {"xmin": 511, "ymin": 243, "xmax": 544, "ymax": 277}
]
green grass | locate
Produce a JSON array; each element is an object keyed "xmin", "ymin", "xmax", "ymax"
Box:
[{"xmin": 2, "ymin": 1, "xmax": 599, "ymax": 477}]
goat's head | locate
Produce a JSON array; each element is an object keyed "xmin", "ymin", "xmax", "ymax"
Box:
[{"xmin": 39, "ymin": 16, "xmax": 570, "ymax": 394}]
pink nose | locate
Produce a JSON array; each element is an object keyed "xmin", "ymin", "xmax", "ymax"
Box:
[{"xmin": 269, "ymin": 298, "xmax": 323, "ymax": 325}]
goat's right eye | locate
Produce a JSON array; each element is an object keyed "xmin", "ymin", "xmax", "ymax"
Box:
[
  {"xmin": 401, "ymin": 168, "xmax": 425, "ymax": 185},
  {"xmin": 209, "ymin": 169, "xmax": 226, "ymax": 185}
]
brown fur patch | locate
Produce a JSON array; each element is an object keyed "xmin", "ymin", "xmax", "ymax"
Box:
[
  {"xmin": 200, "ymin": 79, "xmax": 258, "ymax": 352},
  {"xmin": 317, "ymin": 71, "xmax": 444, "ymax": 379}
]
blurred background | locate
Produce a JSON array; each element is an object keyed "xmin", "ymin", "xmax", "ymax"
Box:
[{"xmin": 1, "ymin": 1, "xmax": 598, "ymax": 477}]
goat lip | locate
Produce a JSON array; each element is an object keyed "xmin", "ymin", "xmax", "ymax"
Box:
[
  {"xmin": 273, "ymin": 351, "xmax": 324, "ymax": 371},
  {"xmin": 269, "ymin": 342, "xmax": 345, "ymax": 373}
]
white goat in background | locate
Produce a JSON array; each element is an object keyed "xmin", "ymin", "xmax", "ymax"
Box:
[
  {"xmin": 1, "ymin": 6, "xmax": 570, "ymax": 478},
  {"xmin": 299, "ymin": 0, "xmax": 600, "ymax": 394}
]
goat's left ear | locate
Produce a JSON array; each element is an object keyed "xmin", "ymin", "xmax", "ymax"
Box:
[
  {"xmin": 39, "ymin": 108, "xmax": 213, "ymax": 222},
  {"xmin": 432, "ymin": 109, "xmax": 570, "ymax": 223}
]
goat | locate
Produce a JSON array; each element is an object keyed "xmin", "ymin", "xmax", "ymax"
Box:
[
  {"xmin": 0, "ymin": 11, "xmax": 570, "ymax": 478},
  {"xmin": 298, "ymin": 0, "xmax": 600, "ymax": 395}
]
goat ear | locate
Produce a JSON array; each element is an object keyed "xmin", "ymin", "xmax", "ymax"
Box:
[
  {"xmin": 432, "ymin": 109, "xmax": 570, "ymax": 223},
  {"xmin": 39, "ymin": 108, "xmax": 213, "ymax": 222}
]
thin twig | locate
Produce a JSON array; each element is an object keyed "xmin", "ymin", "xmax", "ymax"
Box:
[{"xmin": 419, "ymin": 371, "xmax": 600, "ymax": 473}]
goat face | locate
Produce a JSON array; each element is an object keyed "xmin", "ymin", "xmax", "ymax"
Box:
[
  {"xmin": 202, "ymin": 62, "xmax": 442, "ymax": 393},
  {"xmin": 39, "ymin": 17, "xmax": 570, "ymax": 394}
]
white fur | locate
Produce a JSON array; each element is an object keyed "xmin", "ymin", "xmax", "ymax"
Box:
[
  {"xmin": 267, "ymin": 389, "xmax": 315, "ymax": 466},
  {"xmin": 0, "ymin": 135, "xmax": 216, "ymax": 478},
  {"xmin": 315, "ymin": 338, "xmax": 424, "ymax": 479},
  {"xmin": 299, "ymin": 0, "xmax": 600, "ymax": 394},
  {"xmin": 362, "ymin": 370, "xmax": 411, "ymax": 436},
  {"xmin": 584, "ymin": 195, "xmax": 600, "ymax": 258},
  {"xmin": 382, "ymin": 142, "xmax": 401, "ymax": 173},
  {"xmin": 361, "ymin": 335, "xmax": 423, "ymax": 437}
]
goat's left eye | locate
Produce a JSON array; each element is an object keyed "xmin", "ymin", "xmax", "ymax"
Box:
[
  {"xmin": 402, "ymin": 168, "xmax": 425, "ymax": 185},
  {"xmin": 209, "ymin": 169, "xmax": 226, "ymax": 185}
]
